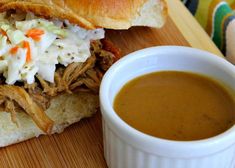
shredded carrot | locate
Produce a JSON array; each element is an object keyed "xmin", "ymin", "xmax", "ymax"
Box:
[
  {"xmin": 22, "ymin": 41, "xmax": 31, "ymax": 62},
  {"xmin": 10, "ymin": 46, "xmax": 19, "ymax": 55},
  {"xmin": 26, "ymin": 28, "xmax": 44, "ymax": 41},
  {"xmin": 0, "ymin": 29, "xmax": 7, "ymax": 36}
]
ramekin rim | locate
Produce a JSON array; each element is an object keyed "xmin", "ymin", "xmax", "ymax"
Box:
[{"xmin": 99, "ymin": 46, "xmax": 235, "ymax": 156}]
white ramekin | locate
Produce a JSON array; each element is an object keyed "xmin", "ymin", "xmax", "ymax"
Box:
[{"xmin": 99, "ymin": 46, "xmax": 235, "ymax": 168}]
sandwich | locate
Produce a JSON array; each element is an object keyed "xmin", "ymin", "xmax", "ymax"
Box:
[{"xmin": 0, "ymin": 0, "xmax": 167, "ymax": 147}]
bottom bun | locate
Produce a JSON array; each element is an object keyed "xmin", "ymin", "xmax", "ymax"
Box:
[{"xmin": 0, "ymin": 92, "xmax": 99, "ymax": 147}]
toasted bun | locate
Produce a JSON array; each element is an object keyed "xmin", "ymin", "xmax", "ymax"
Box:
[
  {"xmin": 0, "ymin": 0, "xmax": 167, "ymax": 29},
  {"xmin": 0, "ymin": 92, "xmax": 99, "ymax": 147}
]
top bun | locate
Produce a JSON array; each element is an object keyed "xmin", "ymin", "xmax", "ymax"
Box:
[{"xmin": 0, "ymin": 0, "xmax": 167, "ymax": 29}]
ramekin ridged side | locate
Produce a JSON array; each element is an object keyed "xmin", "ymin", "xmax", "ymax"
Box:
[{"xmin": 102, "ymin": 118, "xmax": 235, "ymax": 168}]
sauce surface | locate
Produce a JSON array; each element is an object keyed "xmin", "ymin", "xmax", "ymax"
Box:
[{"xmin": 113, "ymin": 71, "xmax": 235, "ymax": 141}]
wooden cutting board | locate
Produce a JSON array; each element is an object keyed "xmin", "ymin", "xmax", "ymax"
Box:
[{"xmin": 0, "ymin": 1, "xmax": 223, "ymax": 168}]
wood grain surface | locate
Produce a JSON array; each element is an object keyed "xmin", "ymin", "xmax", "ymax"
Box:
[
  {"xmin": 166, "ymin": 0, "xmax": 223, "ymax": 57},
  {"xmin": 0, "ymin": 1, "xmax": 222, "ymax": 167}
]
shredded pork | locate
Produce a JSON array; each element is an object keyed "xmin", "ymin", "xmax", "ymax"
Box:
[
  {"xmin": 0, "ymin": 85, "xmax": 54, "ymax": 133},
  {"xmin": 0, "ymin": 39, "xmax": 120, "ymax": 133}
]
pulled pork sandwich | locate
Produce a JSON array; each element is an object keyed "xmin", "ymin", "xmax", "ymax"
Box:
[{"xmin": 0, "ymin": 0, "xmax": 167, "ymax": 147}]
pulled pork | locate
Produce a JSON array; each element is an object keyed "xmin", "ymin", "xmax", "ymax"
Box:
[{"xmin": 0, "ymin": 39, "xmax": 120, "ymax": 133}]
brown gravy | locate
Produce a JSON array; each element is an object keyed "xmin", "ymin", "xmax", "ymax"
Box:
[{"xmin": 113, "ymin": 71, "xmax": 235, "ymax": 141}]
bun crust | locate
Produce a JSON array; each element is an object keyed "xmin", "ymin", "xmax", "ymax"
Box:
[{"xmin": 0, "ymin": 0, "xmax": 167, "ymax": 29}]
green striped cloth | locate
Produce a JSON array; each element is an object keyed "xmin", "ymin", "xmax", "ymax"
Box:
[{"xmin": 182, "ymin": 0, "xmax": 235, "ymax": 64}]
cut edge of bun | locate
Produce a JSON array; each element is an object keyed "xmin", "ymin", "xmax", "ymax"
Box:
[
  {"xmin": 131, "ymin": 0, "xmax": 168, "ymax": 29},
  {"xmin": 0, "ymin": 92, "xmax": 99, "ymax": 147}
]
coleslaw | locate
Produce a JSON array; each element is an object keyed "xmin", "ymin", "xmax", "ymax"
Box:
[{"xmin": 0, "ymin": 11, "xmax": 104, "ymax": 84}]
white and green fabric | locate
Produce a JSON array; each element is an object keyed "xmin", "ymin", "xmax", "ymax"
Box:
[{"xmin": 182, "ymin": 0, "xmax": 235, "ymax": 64}]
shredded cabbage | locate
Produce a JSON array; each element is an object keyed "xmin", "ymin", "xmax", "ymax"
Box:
[
  {"xmin": 0, "ymin": 60, "xmax": 8, "ymax": 73},
  {"xmin": 1, "ymin": 24, "xmax": 10, "ymax": 31},
  {"xmin": 7, "ymin": 30, "xmax": 26, "ymax": 44},
  {"xmin": 0, "ymin": 11, "xmax": 105, "ymax": 84},
  {"xmin": 37, "ymin": 62, "xmax": 55, "ymax": 83},
  {"xmin": 6, "ymin": 48, "xmax": 27, "ymax": 84},
  {"xmin": 0, "ymin": 35, "xmax": 9, "ymax": 55}
]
